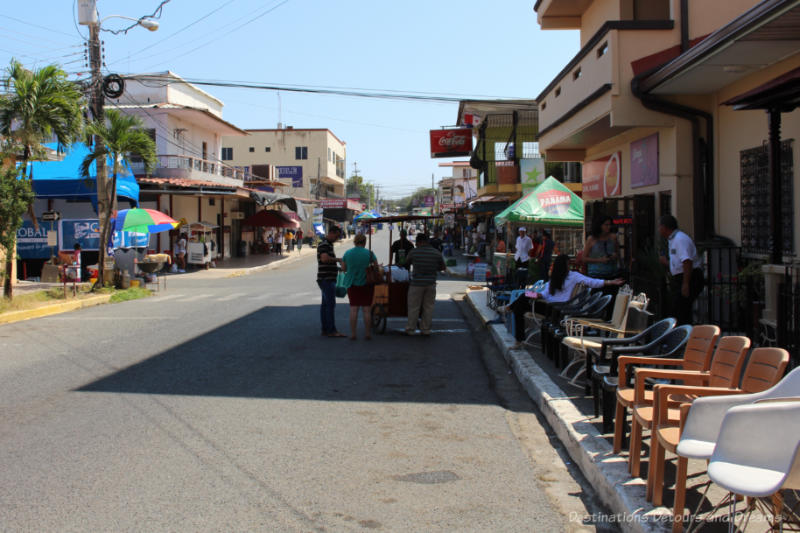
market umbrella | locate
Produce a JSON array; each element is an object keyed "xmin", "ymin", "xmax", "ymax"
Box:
[
  {"xmin": 114, "ymin": 208, "xmax": 178, "ymax": 234},
  {"xmin": 354, "ymin": 210, "xmax": 377, "ymax": 221},
  {"xmin": 494, "ymin": 176, "xmax": 584, "ymax": 227},
  {"xmin": 242, "ymin": 210, "xmax": 300, "ymax": 228}
]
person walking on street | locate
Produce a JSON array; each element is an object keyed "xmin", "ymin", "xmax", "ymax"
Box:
[
  {"xmin": 659, "ymin": 214, "xmax": 704, "ymax": 325},
  {"xmin": 405, "ymin": 233, "xmax": 446, "ymax": 336},
  {"xmin": 341, "ymin": 233, "xmax": 378, "ymax": 340},
  {"xmin": 296, "ymin": 229, "xmax": 303, "ymax": 251},
  {"xmin": 391, "ymin": 228, "xmax": 414, "ymax": 269},
  {"xmin": 174, "ymin": 232, "xmax": 187, "ymax": 272},
  {"xmin": 514, "ymin": 227, "xmax": 533, "ymax": 269},
  {"xmin": 317, "ymin": 227, "xmax": 345, "ymax": 337}
]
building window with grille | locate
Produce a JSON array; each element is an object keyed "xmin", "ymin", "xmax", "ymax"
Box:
[
  {"xmin": 295, "ymin": 146, "xmax": 308, "ymax": 160},
  {"xmin": 740, "ymin": 140, "xmax": 794, "ymax": 257},
  {"xmin": 221, "ymin": 147, "xmax": 233, "ymax": 160},
  {"xmin": 265, "ymin": 147, "xmax": 270, "ymax": 152}
]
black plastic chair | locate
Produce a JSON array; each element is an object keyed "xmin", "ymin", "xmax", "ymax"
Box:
[
  {"xmin": 600, "ymin": 324, "xmax": 692, "ymax": 437},
  {"xmin": 588, "ymin": 316, "xmax": 676, "ymax": 417},
  {"xmin": 552, "ymin": 294, "xmax": 613, "ymax": 369},
  {"xmin": 540, "ymin": 289, "xmax": 598, "ymax": 357}
]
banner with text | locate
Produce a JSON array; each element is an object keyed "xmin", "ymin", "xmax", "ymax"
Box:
[
  {"xmin": 277, "ymin": 166, "xmax": 303, "ymax": 187},
  {"xmin": 582, "ymin": 152, "xmax": 621, "ymax": 200},
  {"xmin": 430, "ymin": 128, "xmax": 473, "ymax": 158}
]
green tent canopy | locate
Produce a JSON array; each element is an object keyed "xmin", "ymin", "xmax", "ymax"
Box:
[{"xmin": 494, "ymin": 176, "xmax": 584, "ymax": 228}]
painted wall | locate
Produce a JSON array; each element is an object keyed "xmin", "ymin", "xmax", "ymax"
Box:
[{"xmin": 688, "ymin": 0, "xmax": 760, "ymax": 41}]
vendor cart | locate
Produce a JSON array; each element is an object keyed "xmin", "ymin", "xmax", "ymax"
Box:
[
  {"xmin": 362, "ymin": 215, "xmax": 441, "ymax": 334},
  {"xmin": 186, "ymin": 221, "xmax": 218, "ymax": 268}
]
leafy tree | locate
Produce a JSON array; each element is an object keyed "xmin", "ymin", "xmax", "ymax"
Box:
[
  {"xmin": 0, "ymin": 159, "xmax": 35, "ymax": 300},
  {"xmin": 0, "ymin": 59, "xmax": 84, "ymax": 298},
  {"xmin": 405, "ymin": 187, "xmax": 435, "ymax": 212},
  {"xmin": 81, "ymin": 109, "xmax": 156, "ymax": 287},
  {"xmin": 345, "ymin": 173, "xmax": 374, "ymax": 206}
]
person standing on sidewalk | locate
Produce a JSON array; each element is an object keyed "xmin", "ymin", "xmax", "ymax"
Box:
[
  {"xmin": 317, "ymin": 227, "xmax": 346, "ymax": 337},
  {"xmin": 659, "ymin": 214, "xmax": 703, "ymax": 325},
  {"xmin": 405, "ymin": 233, "xmax": 446, "ymax": 336},
  {"xmin": 341, "ymin": 233, "xmax": 378, "ymax": 340},
  {"xmin": 514, "ymin": 227, "xmax": 533, "ymax": 269},
  {"xmin": 296, "ymin": 228, "xmax": 304, "ymax": 251},
  {"xmin": 275, "ymin": 230, "xmax": 284, "ymax": 256}
]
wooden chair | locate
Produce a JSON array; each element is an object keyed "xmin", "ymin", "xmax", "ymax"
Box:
[
  {"xmin": 610, "ymin": 324, "xmax": 705, "ymax": 453},
  {"xmin": 626, "ymin": 335, "xmax": 749, "ymax": 480},
  {"xmin": 648, "ymin": 347, "xmax": 789, "ymax": 529}
]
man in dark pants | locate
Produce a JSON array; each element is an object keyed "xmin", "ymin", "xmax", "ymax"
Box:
[
  {"xmin": 659, "ymin": 215, "xmax": 704, "ymax": 325},
  {"xmin": 317, "ymin": 226, "xmax": 345, "ymax": 337}
]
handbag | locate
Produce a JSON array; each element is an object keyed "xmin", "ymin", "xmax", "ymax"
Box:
[
  {"xmin": 335, "ymin": 272, "xmax": 349, "ymax": 297},
  {"xmin": 365, "ymin": 263, "xmax": 384, "ymax": 284}
]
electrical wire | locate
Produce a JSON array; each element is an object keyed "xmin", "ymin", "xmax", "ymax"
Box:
[
  {"xmin": 101, "ymin": 0, "xmax": 173, "ymax": 35},
  {"xmin": 105, "ymin": 0, "xmax": 237, "ymax": 68}
]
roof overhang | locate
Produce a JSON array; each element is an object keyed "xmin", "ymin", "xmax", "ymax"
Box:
[
  {"xmin": 114, "ymin": 103, "xmax": 248, "ymax": 136},
  {"xmin": 640, "ymin": 0, "xmax": 800, "ymax": 95},
  {"xmin": 456, "ymin": 99, "xmax": 538, "ymax": 129},
  {"xmin": 723, "ymin": 64, "xmax": 800, "ymax": 110}
]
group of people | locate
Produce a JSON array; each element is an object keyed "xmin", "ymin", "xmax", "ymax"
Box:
[
  {"xmin": 263, "ymin": 228, "xmax": 304, "ymax": 256},
  {"xmin": 512, "ymin": 227, "xmax": 556, "ymax": 281},
  {"xmin": 316, "ymin": 226, "xmax": 446, "ymax": 340}
]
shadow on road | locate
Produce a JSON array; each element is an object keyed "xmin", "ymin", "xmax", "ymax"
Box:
[{"xmin": 77, "ymin": 302, "xmax": 496, "ymax": 405}]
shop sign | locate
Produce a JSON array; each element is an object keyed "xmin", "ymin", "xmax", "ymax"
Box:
[
  {"xmin": 582, "ymin": 151, "xmax": 622, "ymax": 199},
  {"xmin": 16, "ymin": 219, "xmax": 51, "ymax": 259},
  {"xmin": 423, "ymin": 195, "xmax": 435, "ymax": 207},
  {"xmin": 277, "ymin": 166, "xmax": 303, "ymax": 187},
  {"xmin": 536, "ymin": 190, "xmax": 572, "ymax": 216},
  {"xmin": 59, "ymin": 219, "xmax": 101, "ymax": 251},
  {"xmin": 320, "ymin": 199, "xmax": 345, "ymax": 209},
  {"xmin": 612, "ymin": 215, "xmax": 634, "ymax": 226},
  {"xmin": 430, "ymin": 128, "xmax": 473, "ymax": 158},
  {"xmin": 630, "ymin": 133, "xmax": 659, "ymax": 188},
  {"xmin": 520, "ymin": 158, "xmax": 545, "ymax": 194}
]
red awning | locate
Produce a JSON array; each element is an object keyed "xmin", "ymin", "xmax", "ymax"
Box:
[{"xmin": 242, "ymin": 210, "xmax": 300, "ymax": 228}]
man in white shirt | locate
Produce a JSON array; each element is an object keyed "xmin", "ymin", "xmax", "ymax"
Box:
[
  {"xmin": 659, "ymin": 215, "xmax": 704, "ymax": 325},
  {"xmin": 514, "ymin": 227, "xmax": 533, "ymax": 269}
]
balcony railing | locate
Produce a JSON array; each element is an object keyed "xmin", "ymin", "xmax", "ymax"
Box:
[{"xmin": 130, "ymin": 154, "xmax": 254, "ymax": 185}]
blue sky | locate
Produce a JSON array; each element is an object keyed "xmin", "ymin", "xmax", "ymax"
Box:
[{"xmin": 3, "ymin": 0, "xmax": 579, "ymax": 198}]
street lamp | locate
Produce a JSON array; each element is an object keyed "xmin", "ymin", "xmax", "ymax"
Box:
[{"xmin": 78, "ymin": 0, "xmax": 158, "ymax": 285}]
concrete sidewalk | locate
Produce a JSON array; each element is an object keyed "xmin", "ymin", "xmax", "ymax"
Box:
[{"xmin": 464, "ymin": 287, "xmax": 670, "ymax": 533}]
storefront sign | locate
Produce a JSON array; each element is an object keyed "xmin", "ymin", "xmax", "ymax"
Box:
[
  {"xmin": 582, "ymin": 151, "xmax": 622, "ymax": 199},
  {"xmin": 430, "ymin": 128, "xmax": 473, "ymax": 158},
  {"xmin": 520, "ymin": 158, "xmax": 545, "ymax": 193},
  {"xmin": 16, "ymin": 219, "xmax": 51, "ymax": 259},
  {"xmin": 612, "ymin": 215, "xmax": 634, "ymax": 226},
  {"xmin": 423, "ymin": 195, "xmax": 435, "ymax": 207},
  {"xmin": 59, "ymin": 219, "xmax": 101, "ymax": 251},
  {"xmin": 277, "ymin": 166, "xmax": 303, "ymax": 187},
  {"xmin": 319, "ymin": 199, "xmax": 362, "ymax": 210},
  {"xmin": 630, "ymin": 133, "xmax": 659, "ymax": 188}
]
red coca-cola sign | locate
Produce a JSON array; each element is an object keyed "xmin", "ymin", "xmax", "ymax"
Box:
[{"xmin": 430, "ymin": 128, "xmax": 473, "ymax": 158}]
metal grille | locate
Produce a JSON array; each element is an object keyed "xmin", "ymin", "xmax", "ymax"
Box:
[
  {"xmin": 778, "ymin": 266, "xmax": 800, "ymax": 368},
  {"xmin": 740, "ymin": 140, "xmax": 794, "ymax": 257}
]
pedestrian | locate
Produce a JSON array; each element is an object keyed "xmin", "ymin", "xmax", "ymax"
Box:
[
  {"xmin": 502, "ymin": 254, "xmax": 624, "ymax": 348},
  {"xmin": 405, "ymin": 233, "xmax": 446, "ymax": 336},
  {"xmin": 659, "ymin": 214, "xmax": 704, "ymax": 325},
  {"xmin": 286, "ymin": 229, "xmax": 294, "ymax": 252},
  {"xmin": 583, "ymin": 216, "xmax": 619, "ymax": 280},
  {"xmin": 540, "ymin": 229, "xmax": 555, "ymax": 281},
  {"xmin": 296, "ymin": 228, "xmax": 304, "ymax": 251},
  {"xmin": 341, "ymin": 233, "xmax": 378, "ymax": 340},
  {"xmin": 317, "ymin": 226, "xmax": 346, "ymax": 337},
  {"xmin": 429, "ymin": 230, "xmax": 443, "ymax": 252},
  {"xmin": 390, "ymin": 229, "xmax": 414, "ymax": 268},
  {"xmin": 514, "ymin": 227, "xmax": 533, "ymax": 269},
  {"xmin": 275, "ymin": 230, "xmax": 284, "ymax": 256},
  {"xmin": 267, "ymin": 232, "xmax": 274, "ymax": 255},
  {"xmin": 174, "ymin": 232, "xmax": 187, "ymax": 272}
]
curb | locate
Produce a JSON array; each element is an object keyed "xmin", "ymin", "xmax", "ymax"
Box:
[
  {"xmin": 0, "ymin": 294, "xmax": 112, "ymax": 325},
  {"xmin": 464, "ymin": 290, "xmax": 669, "ymax": 533}
]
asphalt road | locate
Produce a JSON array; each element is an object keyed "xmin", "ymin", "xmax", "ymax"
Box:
[{"xmin": 0, "ymin": 230, "xmax": 610, "ymax": 532}]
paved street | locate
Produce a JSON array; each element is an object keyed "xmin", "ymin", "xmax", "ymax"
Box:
[{"xmin": 0, "ymin": 230, "xmax": 610, "ymax": 532}]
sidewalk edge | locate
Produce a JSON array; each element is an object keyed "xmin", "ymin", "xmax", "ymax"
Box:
[
  {"xmin": 0, "ymin": 294, "xmax": 112, "ymax": 325},
  {"xmin": 464, "ymin": 293, "xmax": 669, "ymax": 533}
]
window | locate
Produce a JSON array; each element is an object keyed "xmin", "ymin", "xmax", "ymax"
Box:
[
  {"xmin": 252, "ymin": 164, "xmax": 269, "ymax": 180},
  {"xmin": 541, "ymin": 102, "xmax": 546, "ymax": 111},
  {"xmin": 265, "ymin": 147, "xmax": 271, "ymax": 152},
  {"xmin": 740, "ymin": 141, "xmax": 794, "ymax": 256},
  {"xmin": 249, "ymin": 146, "xmax": 254, "ymax": 152},
  {"xmin": 221, "ymin": 147, "xmax": 233, "ymax": 160},
  {"xmin": 328, "ymin": 147, "xmax": 331, "ymax": 161},
  {"xmin": 597, "ymin": 42, "xmax": 608, "ymax": 57},
  {"xmin": 573, "ymin": 67, "xmax": 582, "ymax": 80},
  {"xmin": 555, "ymin": 86, "xmax": 561, "ymax": 97},
  {"xmin": 295, "ymin": 146, "xmax": 308, "ymax": 160}
]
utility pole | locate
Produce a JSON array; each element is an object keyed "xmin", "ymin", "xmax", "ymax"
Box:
[{"xmin": 87, "ymin": 16, "xmax": 111, "ymax": 285}]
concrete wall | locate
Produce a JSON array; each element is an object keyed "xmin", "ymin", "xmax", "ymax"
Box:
[{"xmin": 688, "ymin": 0, "xmax": 759, "ymax": 40}]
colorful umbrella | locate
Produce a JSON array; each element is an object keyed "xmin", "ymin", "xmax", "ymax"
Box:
[
  {"xmin": 114, "ymin": 208, "xmax": 178, "ymax": 234},
  {"xmin": 354, "ymin": 210, "xmax": 377, "ymax": 221}
]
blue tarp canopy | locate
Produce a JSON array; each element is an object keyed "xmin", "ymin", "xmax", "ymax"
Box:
[{"xmin": 28, "ymin": 143, "xmax": 139, "ymax": 208}]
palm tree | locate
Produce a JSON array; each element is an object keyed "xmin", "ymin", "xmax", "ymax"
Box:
[
  {"xmin": 0, "ymin": 59, "xmax": 84, "ymax": 299},
  {"xmin": 81, "ymin": 108, "xmax": 156, "ymax": 287}
]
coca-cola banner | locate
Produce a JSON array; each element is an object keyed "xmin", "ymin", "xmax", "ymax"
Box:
[{"xmin": 430, "ymin": 128, "xmax": 473, "ymax": 158}]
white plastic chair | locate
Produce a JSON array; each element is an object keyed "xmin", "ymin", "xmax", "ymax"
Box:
[
  {"xmin": 671, "ymin": 366, "xmax": 800, "ymax": 531},
  {"xmin": 707, "ymin": 399, "xmax": 800, "ymax": 532}
]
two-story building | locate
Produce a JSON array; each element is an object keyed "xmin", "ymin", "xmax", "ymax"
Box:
[
  {"xmin": 107, "ymin": 71, "xmax": 272, "ymax": 260},
  {"xmin": 534, "ymin": 0, "xmax": 800, "ymax": 333},
  {"xmin": 221, "ymin": 127, "xmax": 347, "ymax": 233}
]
